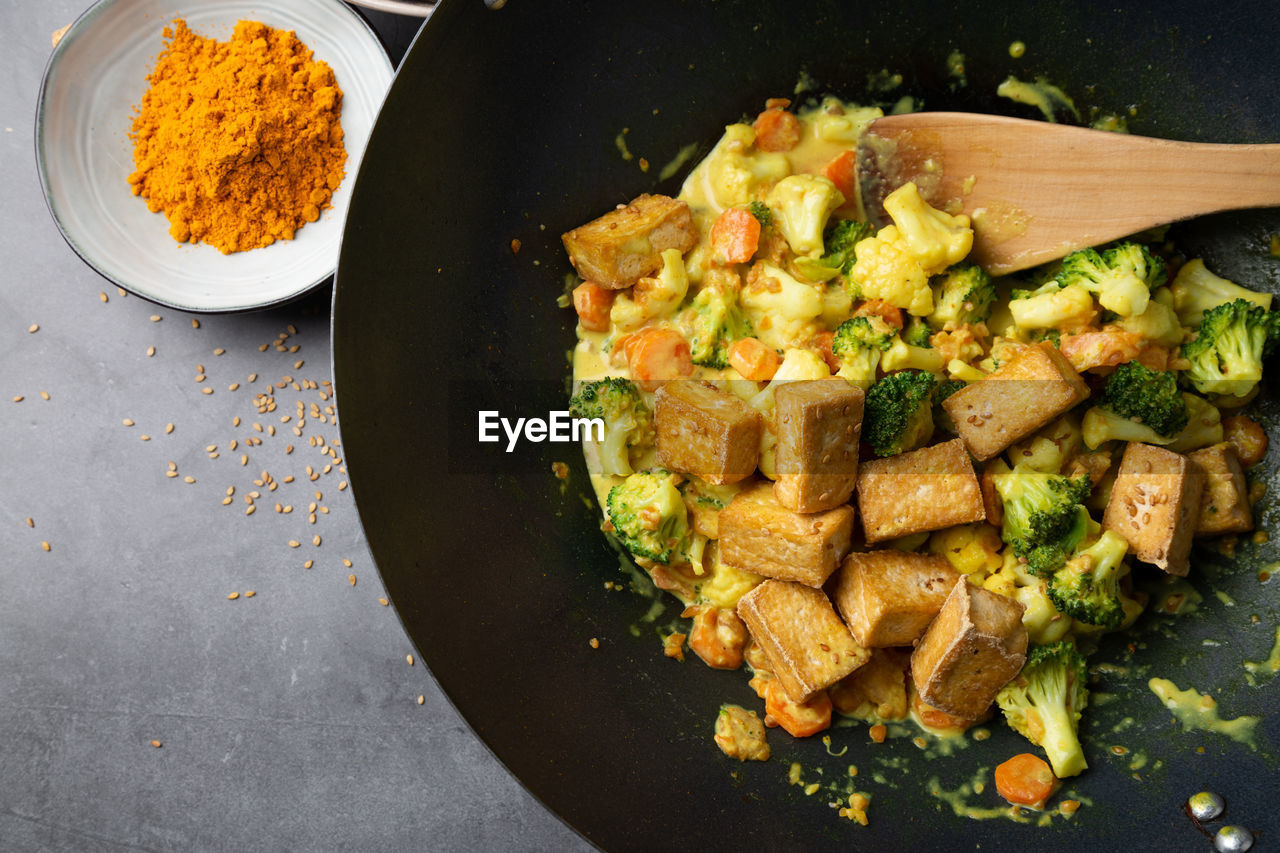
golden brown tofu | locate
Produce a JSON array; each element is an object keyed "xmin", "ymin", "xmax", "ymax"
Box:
[
  {"xmin": 655, "ymin": 382, "xmax": 762, "ymax": 485},
  {"xmin": 833, "ymin": 551, "xmax": 960, "ymax": 648},
  {"xmin": 855, "ymin": 438, "xmax": 986, "ymax": 544},
  {"xmin": 561, "ymin": 194, "xmax": 698, "ymax": 289},
  {"xmin": 772, "ymin": 380, "xmax": 864, "ymax": 513},
  {"xmin": 1189, "ymin": 444, "xmax": 1253, "ymax": 537},
  {"xmin": 736, "ymin": 580, "xmax": 870, "ymax": 702},
  {"xmin": 719, "ymin": 482, "xmax": 854, "ymax": 586},
  {"xmin": 943, "ymin": 343, "xmax": 1090, "ymax": 461},
  {"xmin": 829, "ymin": 647, "xmax": 910, "ymax": 720},
  {"xmin": 1102, "ymin": 442, "xmax": 1206, "ymax": 576},
  {"xmin": 910, "ymin": 577, "xmax": 1027, "ymax": 720}
]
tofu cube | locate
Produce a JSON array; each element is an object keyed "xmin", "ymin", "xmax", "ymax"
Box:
[
  {"xmin": 910, "ymin": 577, "xmax": 1028, "ymax": 719},
  {"xmin": 1188, "ymin": 443, "xmax": 1253, "ymax": 536},
  {"xmin": 833, "ymin": 550, "xmax": 961, "ymax": 648},
  {"xmin": 737, "ymin": 580, "xmax": 871, "ymax": 702},
  {"xmin": 943, "ymin": 343, "xmax": 1090, "ymax": 461},
  {"xmin": 655, "ymin": 382, "xmax": 762, "ymax": 485},
  {"xmin": 772, "ymin": 380, "xmax": 864, "ymax": 513},
  {"xmin": 561, "ymin": 194, "xmax": 698, "ymax": 289},
  {"xmin": 855, "ymin": 438, "xmax": 985, "ymax": 544},
  {"xmin": 1103, "ymin": 442, "xmax": 1206, "ymax": 575},
  {"xmin": 718, "ymin": 482, "xmax": 854, "ymax": 586}
]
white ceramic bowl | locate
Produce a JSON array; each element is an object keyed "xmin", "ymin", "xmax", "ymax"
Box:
[{"xmin": 35, "ymin": 0, "xmax": 394, "ymax": 312}]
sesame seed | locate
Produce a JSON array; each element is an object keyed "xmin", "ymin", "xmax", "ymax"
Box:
[
  {"xmin": 39, "ymin": 391, "xmax": 50, "ymax": 401},
  {"xmin": 294, "ymin": 360, "xmax": 304, "ymax": 369},
  {"xmin": 183, "ymin": 476, "xmax": 195, "ymax": 484},
  {"xmin": 589, "ymin": 638, "xmax": 600, "ymax": 649},
  {"xmin": 41, "ymin": 541, "xmax": 50, "ymax": 552},
  {"xmin": 166, "ymin": 471, "xmax": 179, "ymax": 479},
  {"xmin": 165, "ymin": 423, "xmax": 174, "ymax": 434},
  {"xmin": 233, "ymin": 416, "xmax": 241, "ymax": 427},
  {"xmin": 201, "ymin": 387, "xmax": 213, "ymax": 395},
  {"xmin": 406, "ymin": 654, "xmax": 414, "ymax": 666},
  {"xmin": 140, "ymin": 435, "xmax": 150, "ymax": 441},
  {"xmin": 228, "ymin": 383, "xmax": 240, "ymax": 391},
  {"xmin": 348, "ymin": 574, "xmax": 356, "ymax": 586},
  {"xmin": 117, "ymin": 287, "xmax": 126, "ymax": 296},
  {"xmin": 417, "ymin": 694, "xmax": 425, "ymax": 705},
  {"xmin": 288, "ymin": 325, "xmax": 297, "ymax": 335},
  {"xmin": 379, "ymin": 598, "xmax": 389, "ymax": 607},
  {"xmin": 99, "ymin": 292, "xmax": 108, "ymax": 303},
  {"xmin": 227, "ymin": 592, "xmax": 239, "ymax": 600},
  {"xmin": 146, "ymin": 346, "xmax": 155, "ymax": 357},
  {"xmin": 213, "ymin": 348, "xmax": 225, "ymax": 356},
  {"xmin": 150, "ymin": 315, "xmax": 161, "ymax": 322},
  {"xmin": 150, "ymin": 740, "xmax": 162, "ymax": 748},
  {"xmin": 248, "ymin": 374, "xmax": 258, "ymax": 383},
  {"xmin": 226, "ymin": 486, "xmax": 235, "ymax": 496},
  {"xmin": 191, "ymin": 319, "xmax": 200, "ymax": 329},
  {"xmin": 122, "ymin": 418, "xmax": 135, "ymax": 426},
  {"xmin": 283, "ymin": 505, "xmax": 293, "ymax": 513},
  {"xmin": 304, "ymin": 560, "xmax": 313, "ymax": 569},
  {"xmin": 167, "ymin": 461, "xmax": 177, "ymax": 470},
  {"xmin": 342, "ymin": 558, "xmax": 352, "ymax": 568},
  {"xmin": 221, "ymin": 497, "xmax": 232, "ymax": 505},
  {"xmin": 25, "ymin": 518, "xmax": 33, "ymax": 528},
  {"xmin": 244, "ymin": 591, "xmax": 255, "ymax": 598},
  {"xmin": 27, "ymin": 324, "xmax": 39, "ymax": 333},
  {"xmin": 245, "ymin": 505, "xmax": 255, "ymax": 516},
  {"xmin": 312, "ymin": 535, "xmax": 321, "ymax": 547},
  {"xmin": 12, "ymin": 396, "xmax": 23, "ymax": 403},
  {"xmin": 288, "ymin": 540, "xmax": 300, "ymax": 548}
]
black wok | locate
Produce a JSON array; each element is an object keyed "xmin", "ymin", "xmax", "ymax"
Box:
[{"xmin": 332, "ymin": 1, "xmax": 1280, "ymax": 849}]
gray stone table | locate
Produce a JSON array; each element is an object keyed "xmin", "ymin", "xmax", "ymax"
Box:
[{"xmin": 0, "ymin": 2, "xmax": 593, "ymax": 850}]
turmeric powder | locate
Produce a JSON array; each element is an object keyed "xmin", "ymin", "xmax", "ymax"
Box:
[{"xmin": 127, "ymin": 19, "xmax": 347, "ymax": 254}]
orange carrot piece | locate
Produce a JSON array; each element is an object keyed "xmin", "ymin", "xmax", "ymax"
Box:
[
  {"xmin": 762, "ymin": 679, "xmax": 832, "ymax": 738},
  {"xmin": 753, "ymin": 107, "xmax": 802, "ymax": 153},
  {"xmin": 823, "ymin": 150, "xmax": 859, "ymax": 201},
  {"xmin": 994, "ymin": 753, "xmax": 1057, "ymax": 809},
  {"xmin": 727, "ymin": 337, "xmax": 780, "ymax": 381},
  {"xmin": 625, "ymin": 327, "xmax": 695, "ymax": 390},
  {"xmin": 572, "ymin": 282, "xmax": 614, "ymax": 332},
  {"xmin": 809, "ymin": 331, "xmax": 839, "ymax": 373},
  {"xmin": 710, "ymin": 208, "xmax": 762, "ymax": 265},
  {"xmin": 853, "ymin": 299, "xmax": 904, "ymax": 330}
]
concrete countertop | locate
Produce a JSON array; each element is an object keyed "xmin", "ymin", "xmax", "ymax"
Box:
[{"xmin": 0, "ymin": 2, "xmax": 593, "ymax": 850}]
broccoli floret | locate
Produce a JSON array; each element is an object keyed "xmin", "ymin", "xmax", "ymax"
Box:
[
  {"xmin": 1098, "ymin": 361, "xmax": 1188, "ymax": 437},
  {"xmin": 1047, "ymin": 530, "xmax": 1129, "ymax": 629},
  {"xmin": 746, "ymin": 200, "xmax": 773, "ymax": 229},
  {"xmin": 568, "ymin": 378, "xmax": 655, "ymax": 477},
  {"xmin": 792, "ymin": 218, "xmax": 874, "ymax": 283},
  {"xmin": 1054, "ymin": 243, "xmax": 1166, "ymax": 317},
  {"xmin": 928, "ymin": 262, "xmax": 996, "ymax": 329},
  {"xmin": 996, "ymin": 641, "xmax": 1090, "ymax": 779},
  {"xmin": 1081, "ymin": 391, "xmax": 1222, "ymax": 453},
  {"xmin": 1181, "ymin": 298, "xmax": 1280, "ymax": 401},
  {"xmin": 831, "ymin": 315, "xmax": 895, "ymax": 388},
  {"xmin": 993, "ymin": 464, "xmax": 1093, "ymax": 577},
  {"xmin": 606, "ymin": 470, "xmax": 691, "ymax": 565},
  {"xmin": 1169, "ymin": 258, "xmax": 1272, "ymax": 328},
  {"xmin": 902, "ymin": 317, "xmax": 934, "ymax": 348},
  {"xmin": 686, "ymin": 286, "xmax": 753, "ymax": 368},
  {"xmin": 863, "ymin": 369, "xmax": 937, "ymax": 457}
]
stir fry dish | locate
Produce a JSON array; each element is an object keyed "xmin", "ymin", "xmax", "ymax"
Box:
[{"xmin": 559, "ymin": 96, "xmax": 1276, "ymax": 814}]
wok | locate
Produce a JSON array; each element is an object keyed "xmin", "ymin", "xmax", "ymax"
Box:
[{"xmin": 332, "ymin": 0, "xmax": 1280, "ymax": 849}]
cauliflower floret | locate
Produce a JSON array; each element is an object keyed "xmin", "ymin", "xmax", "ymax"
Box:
[
  {"xmin": 740, "ymin": 262, "xmax": 824, "ymax": 350},
  {"xmin": 1007, "ymin": 284, "xmax": 1095, "ymax": 330},
  {"xmin": 766, "ymin": 174, "xmax": 845, "ymax": 256},
  {"xmin": 881, "ymin": 182, "xmax": 973, "ymax": 275},
  {"xmin": 1015, "ymin": 582, "xmax": 1073, "ymax": 645},
  {"xmin": 687, "ymin": 123, "xmax": 791, "ymax": 214},
  {"xmin": 1117, "ymin": 291, "xmax": 1186, "ymax": 347},
  {"xmin": 610, "ymin": 248, "xmax": 690, "ymax": 331},
  {"xmin": 927, "ymin": 523, "xmax": 1003, "ymax": 577},
  {"xmin": 847, "ymin": 226, "xmax": 932, "ymax": 316},
  {"xmin": 879, "ymin": 336, "xmax": 945, "ymax": 373},
  {"xmin": 1006, "ymin": 414, "xmax": 1083, "ymax": 474},
  {"xmin": 808, "ymin": 98, "xmax": 885, "ymax": 144}
]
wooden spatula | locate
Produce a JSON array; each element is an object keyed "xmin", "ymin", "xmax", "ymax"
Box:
[{"xmin": 856, "ymin": 112, "xmax": 1280, "ymax": 275}]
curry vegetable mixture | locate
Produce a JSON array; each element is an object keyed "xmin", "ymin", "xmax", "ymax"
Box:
[{"xmin": 561, "ymin": 96, "xmax": 1276, "ymax": 814}]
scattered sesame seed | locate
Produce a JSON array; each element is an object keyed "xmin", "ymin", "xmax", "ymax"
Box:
[
  {"xmin": 150, "ymin": 315, "xmax": 161, "ymax": 323},
  {"xmin": 288, "ymin": 540, "xmax": 300, "ymax": 548},
  {"xmin": 294, "ymin": 360, "xmax": 304, "ymax": 369},
  {"xmin": 27, "ymin": 324, "xmax": 39, "ymax": 333},
  {"xmin": 117, "ymin": 287, "xmax": 126, "ymax": 296},
  {"xmin": 150, "ymin": 740, "xmax": 162, "ymax": 748},
  {"xmin": 146, "ymin": 346, "xmax": 156, "ymax": 357},
  {"xmin": 201, "ymin": 387, "xmax": 213, "ymax": 395},
  {"xmin": 122, "ymin": 418, "xmax": 135, "ymax": 426},
  {"xmin": 228, "ymin": 383, "xmax": 240, "ymax": 391},
  {"xmin": 221, "ymin": 497, "xmax": 232, "ymax": 505},
  {"xmin": 288, "ymin": 324, "xmax": 297, "ymax": 335},
  {"xmin": 342, "ymin": 558, "xmax": 352, "ymax": 568},
  {"xmin": 165, "ymin": 423, "xmax": 174, "ymax": 434},
  {"xmin": 12, "ymin": 396, "xmax": 23, "ymax": 403},
  {"xmin": 348, "ymin": 574, "xmax": 357, "ymax": 586},
  {"xmin": 304, "ymin": 560, "xmax": 313, "ymax": 569},
  {"xmin": 379, "ymin": 598, "xmax": 389, "ymax": 607},
  {"xmin": 245, "ymin": 505, "xmax": 255, "ymax": 516},
  {"xmin": 417, "ymin": 694, "xmax": 425, "ymax": 705},
  {"xmin": 183, "ymin": 476, "xmax": 195, "ymax": 484},
  {"xmin": 99, "ymin": 292, "xmax": 108, "ymax": 303},
  {"xmin": 248, "ymin": 374, "xmax": 258, "ymax": 383},
  {"xmin": 191, "ymin": 319, "xmax": 200, "ymax": 329},
  {"xmin": 25, "ymin": 518, "xmax": 33, "ymax": 528},
  {"xmin": 226, "ymin": 486, "xmax": 235, "ymax": 496},
  {"xmin": 233, "ymin": 416, "xmax": 241, "ymax": 427},
  {"xmin": 228, "ymin": 592, "xmax": 239, "ymax": 600},
  {"xmin": 312, "ymin": 535, "xmax": 321, "ymax": 546},
  {"xmin": 213, "ymin": 348, "xmax": 225, "ymax": 356},
  {"xmin": 39, "ymin": 391, "xmax": 50, "ymax": 401},
  {"xmin": 244, "ymin": 590, "xmax": 256, "ymax": 598},
  {"xmin": 338, "ymin": 482, "xmax": 348, "ymax": 491},
  {"xmin": 41, "ymin": 541, "xmax": 51, "ymax": 552},
  {"xmin": 166, "ymin": 471, "xmax": 179, "ymax": 479},
  {"xmin": 406, "ymin": 654, "xmax": 414, "ymax": 666},
  {"xmin": 140, "ymin": 435, "xmax": 151, "ymax": 441},
  {"xmin": 589, "ymin": 638, "xmax": 600, "ymax": 649}
]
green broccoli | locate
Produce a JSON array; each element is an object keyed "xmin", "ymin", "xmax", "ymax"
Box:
[
  {"xmin": 863, "ymin": 369, "xmax": 937, "ymax": 457},
  {"xmin": 902, "ymin": 317, "xmax": 934, "ymax": 348},
  {"xmin": 569, "ymin": 378, "xmax": 655, "ymax": 478},
  {"xmin": 1053, "ymin": 242, "xmax": 1166, "ymax": 317},
  {"xmin": 996, "ymin": 641, "xmax": 1090, "ymax": 778},
  {"xmin": 606, "ymin": 470, "xmax": 691, "ymax": 565},
  {"xmin": 746, "ymin": 200, "xmax": 773, "ymax": 229},
  {"xmin": 831, "ymin": 315, "xmax": 895, "ymax": 388},
  {"xmin": 1180, "ymin": 298, "xmax": 1280, "ymax": 401},
  {"xmin": 993, "ymin": 464, "xmax": 1093, "ymax": 577},
  {"xmin": 685, "ymin": 286, "xmax": 753, "ymax": 368},
  {"xmin": 927, "ymin": 262, "xmax": 996, "ymax": 329},
  {"xmin": 1047, "ymin": 530, "xmax": 1129, "ymax": 629},
  {"xmin": 1081, "ymin": 391, "xmax": 1222, "ymax": 453},
  {"xmin": 931, "ymin": 378, "xmax": 966, "ymax": 434},
  {"xmin": 793, "ymin": 218, "xmax": 874, "ymax": 284},
  {"xmin": 1169, "ymin": 258, "xmax": 1272, "ymax": 328},
  {"xmin": 1097, "ymin": 361, "xmax": 1188, "ymax": 437}
]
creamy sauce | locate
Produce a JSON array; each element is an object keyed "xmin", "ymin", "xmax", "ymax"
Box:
[
  {"xmin": 1147, "ymin": 678, "xmax": 1260, "ymax": 748},
  {"xmin": 1244, "ymin": 625, "xmax": 1280, "ymax": 686}
]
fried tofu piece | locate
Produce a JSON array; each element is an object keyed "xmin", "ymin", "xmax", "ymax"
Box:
[
  {"xmin": 943, "ymin": 343, "xmax": 1090, "ymax": 461},
  {"xmin": 829, "ymin": 647, "xmax": 910, "ymax": 721},
  {"xmin": 833, "ymin": 551, "xmax": 960, "ymax": 648},
  {"xmin": 737, "ymin": 580, "xmax": 870, "ymax": 702},
  {"xmin": 1188, "ymin": 443, "xmax": 1253, "ymax": 537},
  {"xmin": 910, "ymin": 577, "xmax": 1027, "ymax": 720},
  {"xmin": 655, "ymin": 382, "xmax": 762, "ymax": 485},
  {"xmin": 772, "ymin": 380, "xmax": 864, "ymax": 513},
  {"xmin": 1103, "ymin": 442, "xmax": 1206, "ymax": 575},
  {"xmin": 855, "ymin": 438, "xmax": 985, "ymax": 544},
  {"xmin": 718, "ymin": 482, "xmax": 854, "ymax": 586},
  {"xmin": 561, "ymin": 194, "xmax": 698, "ymax": 289}
]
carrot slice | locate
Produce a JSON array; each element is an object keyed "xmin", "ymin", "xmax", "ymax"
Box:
[
  {"xmin": 823, "ymin": 150, "xmax": 859, "ymax": 201},
  {"xmin": 853, "ymin": 299, "xmax": 904, "ymax": 330},
  {"xmin": 762, "ymin": 679, "xmax": 832, "ymax": 738},
  {"xmin": 753, "ymin": 107, "xmax": 801, "ymax": 153},
  {"xmin": 727, "ymin": 337, "xmax": 780, "ymax": 381},
  {"xmin": 625, "ymin": 327, "xmax": 694, "ymax": 390},
  {"xmin": 572, "ymin": 282, "xmax": 614, "ymax": 332},
  {"xmin": 809, "ymin": 331, "xmax": 839, "ymax": 373},
  {"xmin": 710, "ymin": 208, "xmax": 761, "ymax": 265},
  {"xmin": 994, "ymin": 753, "xmax": 1057, "ymax": 809}
]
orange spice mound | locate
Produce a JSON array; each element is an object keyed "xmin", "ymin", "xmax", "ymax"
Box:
[{"xmin": 127, "ymin": 18, "xmax": 347, "ymax": 254}]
